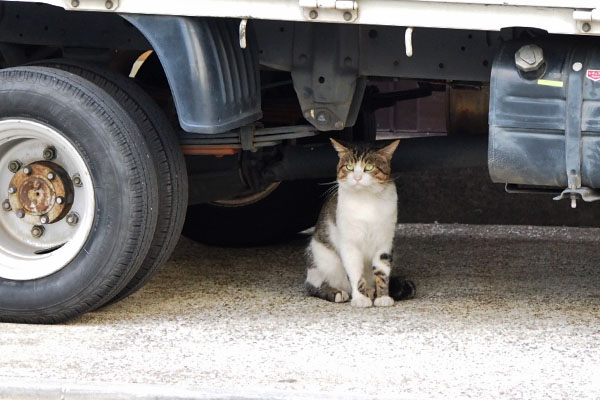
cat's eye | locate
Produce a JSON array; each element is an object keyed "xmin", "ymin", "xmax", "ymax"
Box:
[
  {"xmin": 364, "ymin": 164, "xmax": 374, "ymax": 172},
  {"xmin": 346, "ymin": 164, "xmax": 354, "ymax": 171}
]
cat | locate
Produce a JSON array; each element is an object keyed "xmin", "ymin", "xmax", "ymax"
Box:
[{"xmin": 305, "ymin": 138, "xmax": 416, "ymax": 307}]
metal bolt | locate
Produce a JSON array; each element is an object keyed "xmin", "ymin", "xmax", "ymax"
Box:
[
  {"xmin": 2, "ymin": 200, "xmax": 11, "ymax": 211},
  {"xmin": 8, "ymin": 160, "xmax": 21, "ymax": 173},
  {"xmin": 316, "ymin": 111, "xmax": 329, "ymax": 125},
  {"xmin": 47, "ymin": 172, "xmax": 56, "ymax": 181},
  {"xmin": 343, "ymin": 11, "xmax": 352, "ymax": 21},
  {"xmin": 40, "ymin": 215, "xmax": 50, "ymax": 224},
  {"xmin": 16, "ymin": 209, "xmax": 25, "ymax": 219},
  {"xmin": 583, "ymin": 22, "xmax": 592, "ymax": 32},
  {"xmin": 105, "ymin": 0, "xmax": 113, "ymax": 8},
  {"xmin": 56, "ymin": 196, "xmax": 65, "ymax": 205},
  {"xmin": 309, "ymin": 10, "xmax": 318, "ymax": 19},
  {"xmin": 31, "ymin": 225, "xmax": 44, "ymax": 239},
  {"xmin": 42, "ymin": 146, "xmax": 57, "ymax": 161},
  {"xmin": 71, "ymin": 0, "xmax": 79, "ymax": 7},
  {"xmin": 334, "ymin": 121, "xmax": 345, "ymax": 129},
  {"xmin": 23, "ymin": 166, "xmax": 32, "ymax": 176},
  {"xmin": 515, "ymin": 44, "xmax": 544, "ymax": 73},
  {"xmin": 573, "ymin": 62, "xmax": 583, "ymax": 72},
  {"xmin": 8, "ymin": 185, "xmax": 16, "ymax": 195},
  {"xmin": 66, "ymin": 213, "xmax": 79, "ymax": 226},
  {"xmin": 72, "ymin": 174, "xmax": 82, "ymax": 187}
]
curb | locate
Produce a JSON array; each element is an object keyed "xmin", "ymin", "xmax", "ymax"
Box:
[
  {"xmin": 1, "ymin": 380, "xmax": 219, "ymax": 400},
  {"xmin": 0, "ymin": 379, "xmax": 407, "ymax": 400}
]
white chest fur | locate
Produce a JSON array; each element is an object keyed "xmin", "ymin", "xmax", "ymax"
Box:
[{"xmin": 333, "ymin": 183, "xmax": 397, "ymax": 258}]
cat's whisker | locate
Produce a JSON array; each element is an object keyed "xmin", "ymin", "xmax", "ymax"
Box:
[
  {"xmin": 318, "ymin": 180, "xmax": 338, "ymax": 186},
  {"xmin": 321, "ymin": 184, "xmax": 339, "ymax": 200}
]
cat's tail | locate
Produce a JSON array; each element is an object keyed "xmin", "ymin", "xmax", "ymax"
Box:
[{"xmin": 389, "ymin": 276, "xmax": 416, "ymax": 301}]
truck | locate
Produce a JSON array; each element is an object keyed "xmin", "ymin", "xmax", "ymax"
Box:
[{"xmin": 0, "ymin": 0, "xmax": 598, "ymax": 323}]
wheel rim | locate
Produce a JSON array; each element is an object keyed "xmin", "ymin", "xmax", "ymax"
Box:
[
  {"xmin": 0, "ymin": 119, "xmax": 95, "ymax": 280},
  {"xmin": 212, "ymin": 182, "xmax": 281, "ymax": 207}
]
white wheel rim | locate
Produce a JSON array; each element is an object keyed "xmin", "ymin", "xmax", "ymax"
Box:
[{"xmin": 0, "ymin": 119, "xmax": 95, "ymax": 280}]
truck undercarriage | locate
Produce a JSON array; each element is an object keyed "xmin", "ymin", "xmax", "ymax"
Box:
[{"xmin": 0, "ymin": 0, "xmax": 598, "ymax": 322}]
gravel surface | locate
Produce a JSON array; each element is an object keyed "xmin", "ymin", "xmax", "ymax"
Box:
[{"xmin": 1, "ymin": 223, "xmax": 600, "ymax": 399}]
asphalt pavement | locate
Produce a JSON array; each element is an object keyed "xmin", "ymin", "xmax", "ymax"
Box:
[{"xmin": 1, "ymin": 223, "xmax": 600, "ymax": 399}]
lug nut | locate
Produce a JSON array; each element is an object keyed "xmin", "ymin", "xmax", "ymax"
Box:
[
  {"xmin": 42, "ymin": 146, "xmax": 57, "ymax": 160},
  {"xmin": 47, "ymin": 172, "xmax": 56, "ymax": 181},
  {"xmin": 23, "ymin": 166, "xmax": 32, "ymax": 175},
  {"xmin": 31, "ymin": 225, "xmax": 44, "ymax": 238},
  {"xmin": 16, "ymin": 209, "xmax": 25, "ymax": 219},
  {"xmin": 2, "ymin": 200, "xmax": 11, "ymax": 211},
  {"xmin": 72, "ymin": 174, "xmax": 82, "ymax": 187},
  {"xmin": 8, "ymin": 185, "xmax": 17, "ymax": 195},
  {"xmin": 8, "ymin": 160, "xmax": 21, "ymax": 173},
  {"xmin": 71, "ymin": 0, "xmax": 79, "ymax": 7},
  {"xmin": 40, "ymin": 215, "xmax": 50, "ymax": 224},
  {"xmin": 66, "ymin": 213, "xmax": 79, "ymax": 226},
  {"xmin": 56, "ymin": 196, "xmax": 65, "ymax": 205},
  {"xmin": 105, "ymin": 0, "xmax": 113, "ymax": 9}
]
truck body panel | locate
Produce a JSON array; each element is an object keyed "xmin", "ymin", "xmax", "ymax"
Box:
[{"xmin": 3, "ymin": 0, "xmax": 600, "ymax": 36}]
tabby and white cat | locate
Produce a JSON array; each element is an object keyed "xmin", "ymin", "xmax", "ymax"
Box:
[{"xmin": 306, "ymin": 138, "xmax": 415, "ymax": 307}]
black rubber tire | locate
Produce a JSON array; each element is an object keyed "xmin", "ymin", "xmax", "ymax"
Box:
[
  {"xmin": 0, "ymin": 67, "xmax": 159, "ymax": 323},
  {"xmin": 33, "ymin": 59, "xmax": 188, "ymax": 303},
  {"xmin": 182, "ymin": 180, "xmax": 327, "ymax": 246}
]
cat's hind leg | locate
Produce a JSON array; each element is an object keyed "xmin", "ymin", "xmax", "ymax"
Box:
[
  {"xmin": 305, "ymin": 281, "xmax": 350, "ymax": 303},
  {"xmin": 305, "ymin": 239, "xmax": 350, "ymax": 303}
]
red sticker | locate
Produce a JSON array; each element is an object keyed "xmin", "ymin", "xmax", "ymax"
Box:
[{"xmin": 587, "ymin": 69, "xmax": 600, "ymax": 81}]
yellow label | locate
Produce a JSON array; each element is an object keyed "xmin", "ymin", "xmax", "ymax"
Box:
[{"xmin": 537, "ymin": 79, "xmax": 564, "ymax": 88}]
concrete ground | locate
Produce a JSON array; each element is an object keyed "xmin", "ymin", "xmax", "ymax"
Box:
[{"xmin": 1, "ymin": 223, "xmax": 600, "ymax": 399}]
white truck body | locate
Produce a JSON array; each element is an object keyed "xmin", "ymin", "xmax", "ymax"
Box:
[{"xmin": 5, "ymin": 0, "xmax": 600, "ymax": 35}]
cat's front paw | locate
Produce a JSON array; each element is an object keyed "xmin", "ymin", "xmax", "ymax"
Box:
[
  {"xmin": 374, "ymin": 295, "xmax": 394, "ymax": 307},
  {"xmin": 351, "ymin": 294, "xmax": 373, "ymax": 308}
]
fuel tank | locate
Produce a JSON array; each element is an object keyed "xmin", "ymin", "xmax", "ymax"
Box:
[{"xmin": 489, "ymin": 38, "xmax": 600, "ymax": 193}]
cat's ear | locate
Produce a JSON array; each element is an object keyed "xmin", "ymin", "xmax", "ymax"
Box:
[
  {"xmin": 377, "ymin": 139, "xmax": 400, "ymax": 160},
  {"xmin": 330, "ymin": 138, "xmax": 350, "ymax": 154}
]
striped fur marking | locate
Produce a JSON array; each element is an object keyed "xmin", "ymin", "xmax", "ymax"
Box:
[
  {"xmin": 380, "ymin": 252, "xmax": 392, "ymax": 262},
  {"xmin": 374, "ymin": 270, "xmax": 390, "ymax": 297},
  {"xmin": 357, "ymin": 277, "xmax": 375, "ymax": 300}
]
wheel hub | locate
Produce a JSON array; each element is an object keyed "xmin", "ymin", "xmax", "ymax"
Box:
[
  {"xmin": 0, "ymin": 119, "xmax": 95, "ymax": 281},
  {"xmin": 8, "ymin": 161, "xmax": 73, "ymax": 225}
]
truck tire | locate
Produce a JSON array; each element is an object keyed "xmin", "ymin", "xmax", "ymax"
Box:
[
  {"xmin": 33, "ymin": 59, "xmax": 188, "ymax": 304},
  {"xmin": 0, "ymin": 67, "xmax": 159, "ymax": 323},
  {"xmin": 182, "ymin": 180, "xmax": 326, "ymax": 246}
]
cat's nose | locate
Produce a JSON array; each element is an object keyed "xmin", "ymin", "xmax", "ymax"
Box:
[{"xmin": 354, "ymin": 174, "xmax": 363, "ymax": 182}]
